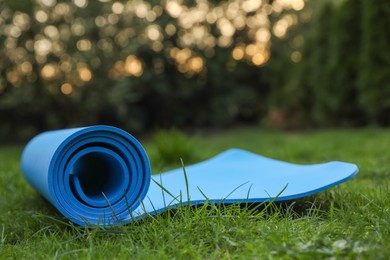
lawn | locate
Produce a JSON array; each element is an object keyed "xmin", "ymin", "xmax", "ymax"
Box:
[{"xmin": 0, "ymin": 127, "xmax": 389, "ymax": 259}]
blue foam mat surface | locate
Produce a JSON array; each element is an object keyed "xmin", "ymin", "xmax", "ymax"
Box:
[{"xmin": 21, "ymin": 126, "xmax": 358, "ymax": 226}]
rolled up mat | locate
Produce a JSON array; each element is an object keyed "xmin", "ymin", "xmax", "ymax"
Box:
[{"xmin": 21, "ymin": 126, "xmax": 358, "ymax": 226}]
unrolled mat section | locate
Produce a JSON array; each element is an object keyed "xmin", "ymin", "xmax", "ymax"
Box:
[{"xmin": 21, "ymin": 126, "xmax": 358, "ymax": 226}]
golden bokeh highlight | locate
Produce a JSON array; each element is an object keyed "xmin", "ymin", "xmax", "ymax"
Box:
[
  {"xmin": 73, "ymin": 0, "xmax": 88, "ymax": 8},
  {"xmin": 152, "ymin": 41, "xmax": 163, "ymax": 52},
  {"xmin": 7, "ymin": 71, "xmax": 21, "ymax": 86},
  {"xmin": 41, "ymin": 0, "xmax": 56, "ymax": 7},
  {"xmin": 34, "ymin": 39, "xmax": 52, "ymax": 56},
  {"xmin": 112, "ymin": 2, "xmax": 124, "ymax": 14},
  {"xmin": 44, "ymin": 25, "xmax": 59, "ymax": 39},
  {"xmin": 291, "ymin": 51, "xmax": 302, "ymax": 63},
  {"xmin": 77, "ymin": 39, "xmax": 92, "ymax": 51},
  {"xmin": 35, "ymin": 10, "xmax": 48, "ymax": 23},
  {"xmin": 165, "ymin": 24, "xmax": 176, "ymax": 36},
  {"xmin": 291, "ymin": 0, "xmax": 305, "ymax": 11},
  {"xmin": 242, "ymin": 0, "xmax": 263, "ymax": 13},
  {"xmin": 41, "ymin": 64, "xmax": 57, "ymax": 80},
  {"xmin": 188, "ymin": 56, "xmax": 204, "ymax": 73},
  {"xmin": 217, "ymin": 36, "xmax": 232, "ymax": 47},
  {"xmin": 20, "ymin": 61, "xmax": 33, "ymax": 74},
  {"xmin": 232, "ymin": 47, "xmax": 245, "ymax": 61},
  {"xmin": 252, "ymin": 53, "xmax": 265, "ymax": 66},
  {"xmin": 256, "ymin": 28, "xmax": 271, "ymax": 43},
  {"xmin": 218, "ymin": 18, "xmax": 235, "ymax": 37},
  {"xmin": 60, "ymin": 61, "xmax": 72, "ymax": 73},
  {"xmin": 135, "ymin": 3, "xmax": 148, "ymax": 18},
  {"xmin": 146, "ymin": 25, "xmax": 161, "ymax": 41},
  {"xmin": 78, "ymin": 66, "xmax": 92, "ymax": 82},
  {"xmin": 175, "ymin": 48, "xmax": 192, "ymax": 64},
  {"xmin": 245, "ymin": 44, "xmax": 257, "ymax": 56},
  {"xmin": 166, "ymin": 1, "xmax": 182, "ymax": 18},
  {"xmin": 60, "ymin": 83, "xmax": 73, "ymax": 95},
  {"xmin": 125, "ymin": 55, "xmax": 143, "ymax": 77}
]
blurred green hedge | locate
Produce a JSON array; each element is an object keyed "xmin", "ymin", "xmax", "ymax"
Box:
[
  {"xmin": 0, "ymin": 0, "xmax": 388, "ymax": 142},
  {"xmin": 271, "ymin": 0, "xmax": 390, "ymax": 128}
]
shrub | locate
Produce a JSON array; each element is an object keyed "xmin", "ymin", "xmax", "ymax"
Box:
[
  {"xmin": 273, "ymin": 0, "xmax": 390, "ymax": 128},
  {"xmin": 152, "ymin": 128, "xmax": 198, "ymax": 168}
]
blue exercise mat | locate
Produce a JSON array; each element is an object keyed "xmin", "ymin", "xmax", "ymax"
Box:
[{"xmin": 21, "ymin": 126, "xmax": 358, "ymax": 226}]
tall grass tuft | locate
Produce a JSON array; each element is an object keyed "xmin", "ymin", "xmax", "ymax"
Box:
[{"xmin": 152, "ymin": 128, "xmax": 199, "ymax": 168}]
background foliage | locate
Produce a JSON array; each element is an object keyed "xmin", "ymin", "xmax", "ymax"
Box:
[
  {"xmin": 0, "ymin": 0, "xmax": 389, "ymax": 142},
  {"xmin": 274, "ymin": 0, "xmax": 390, "ymax": 128}
]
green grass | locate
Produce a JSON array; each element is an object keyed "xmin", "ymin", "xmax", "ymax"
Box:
[{"xmin": 1, "ymin": 127, "xmax": 389, "ymax": 259}]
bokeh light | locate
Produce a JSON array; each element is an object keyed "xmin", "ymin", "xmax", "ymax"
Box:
[
  {"xmin": 0, "ymin": 0, "xmax": 304, "ymax": 92},
  {"xmin": 291, "ymin": 51, "xmax": 302, "ymax": 63},
  {"xmin": 125, "ymin": 55, "xmax": 143, "ymax": 77},
  {"xmin": 78, "ymin": 66, "xmax": 93, "ymax": 82},
  {"xmin": 61, "ymin": 83, "xmax": 73, "ymax": 95}
]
